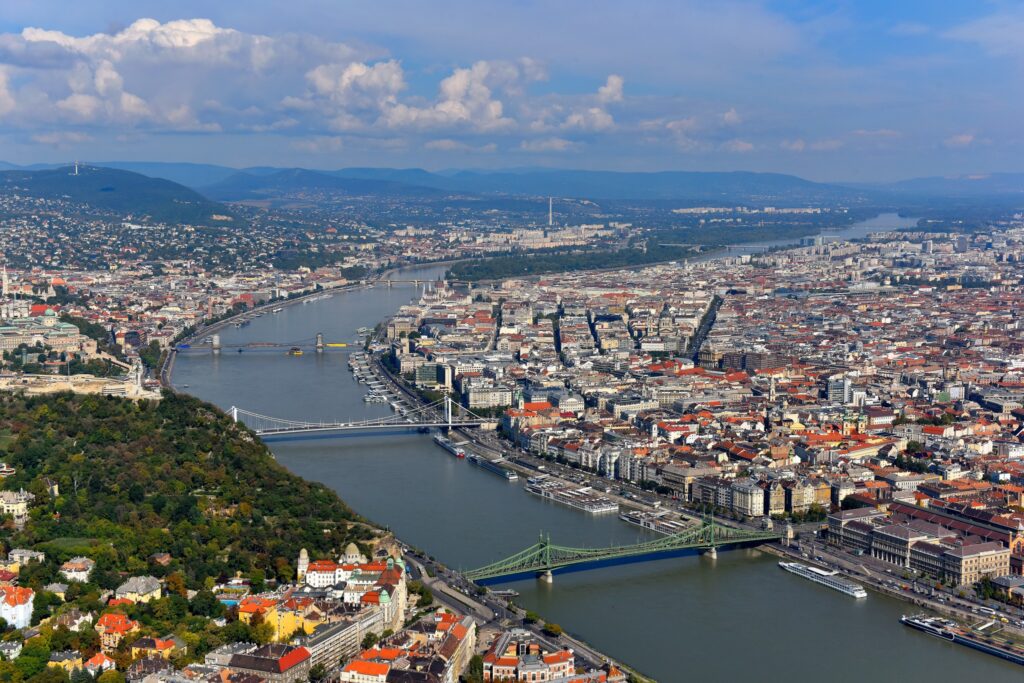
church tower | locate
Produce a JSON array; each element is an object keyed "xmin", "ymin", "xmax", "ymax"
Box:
[{"xmin": 297, "ymin": 548, "xmax": 309, "ymax": 583}]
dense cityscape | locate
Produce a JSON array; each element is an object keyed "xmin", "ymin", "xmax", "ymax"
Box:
[{"xmin": 2, "ymin": 2, "xmax": 1024, "ymax": 682}]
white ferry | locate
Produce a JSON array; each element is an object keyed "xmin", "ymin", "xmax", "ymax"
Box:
[
  {"xmin": 778, "ymin": 561, "xmax": 867, "ymax": 599},
  {"xmin": 433, "ymin": 434, "xmax": 466, "ymax": 458}
]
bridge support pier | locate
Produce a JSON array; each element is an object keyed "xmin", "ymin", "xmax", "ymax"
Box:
[
  {"xmin": 539, "ymin": 570, "xmax": 553, "ymax": 584},
  {"xmin": 706, "ymin": 547, "xmax": 717, "ymax": 559}
]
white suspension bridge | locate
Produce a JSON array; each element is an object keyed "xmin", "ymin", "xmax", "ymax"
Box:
[{"xmin": 230, "ymin": 395, "xmax": 496, "ymax": 436}]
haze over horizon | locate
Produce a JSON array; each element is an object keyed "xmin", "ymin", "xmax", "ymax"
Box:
[{"xmin": 1, "ymin": 1, "xmax": 1021, "ymax": 182}]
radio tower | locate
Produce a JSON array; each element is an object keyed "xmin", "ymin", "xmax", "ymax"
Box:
[{"xmin": 548, "ymin": 197, "xmax": 553, "ymax": 227}]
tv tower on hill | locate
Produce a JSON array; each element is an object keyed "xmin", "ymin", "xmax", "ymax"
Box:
[{"xmin": 548, "ymin": 197, "xmax": 553, "ymax": 227}]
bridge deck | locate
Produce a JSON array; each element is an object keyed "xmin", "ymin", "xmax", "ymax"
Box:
[
  {"xmin": 466, "ymin": 521, "xmax": 780, "ymax": 583},
  {"xmin": 255, "ymin": 420, "xmax": 491, "ymax": 435}
]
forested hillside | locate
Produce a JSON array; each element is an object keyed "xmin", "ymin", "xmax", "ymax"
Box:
[{"xmin": 0, "ymin": 391, "xmax": 377, "ymax": 588}]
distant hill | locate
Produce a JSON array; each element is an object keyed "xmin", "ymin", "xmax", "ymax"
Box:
[
  {"xmin": 90, "ymin": 161, "xmax": 240, "ymax": 187},
  {"xmin": 5, "ymin": 160, "xmax": 1023, "ymax": 205},
  {"xmin": 200, "ymin": 168, "xmax": 444, "ymax": 201},
  {"xmin": 334, "ymin": 168, "xmax": 866, "ymax": 202},
  {"xmin": 0, "ymin": 165, "xmax": 238, "ymax": 225},
  {"xmin": 202, "ymin": 167, "xmax": 869, "ymax": 204}
]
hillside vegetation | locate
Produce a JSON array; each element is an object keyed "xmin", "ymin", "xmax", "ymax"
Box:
[
  {"xmin": 0, "ymin": 391, "xmax": 376, "ymax": 587},
  {"xmin": 0, "ymin": 166, "xmax": 237, "ymax": 226}
]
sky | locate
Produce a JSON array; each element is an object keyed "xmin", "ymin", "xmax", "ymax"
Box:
[{"xmin": 0, "ymin": 0, "xmax": 1020, "ymax": 181}]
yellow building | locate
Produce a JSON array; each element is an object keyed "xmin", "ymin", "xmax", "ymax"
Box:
[
  {"xmin": 48, "ymin": 651, "xmax": 83, "ymax": 672},
  {"xmin": 115, "ymin": 576, "xmax": 161, "ymax": 603},
  {"xmin": 238, "ymin": 595, "xmax": 324, "ymax": 642},
  {"xmin": 131, "ymin": 636, "xmax": 179, "ymax": 660}
]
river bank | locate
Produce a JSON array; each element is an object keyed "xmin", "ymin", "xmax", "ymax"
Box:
[{"xmin": 173, "ymin": 213, "xmax": 1022, "ymax": 681}]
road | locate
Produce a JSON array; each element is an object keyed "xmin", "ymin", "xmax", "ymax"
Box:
[{"xmin": 770, "ymin": 539, "xmax": 1024, "ymax": 637}]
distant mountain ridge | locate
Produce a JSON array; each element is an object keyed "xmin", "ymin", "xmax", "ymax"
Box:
[
  {"xmin": 0, "ymin": 165, "xmax": 237, "ymax": 225},
  {"xmin": 2, "ymin": 161, "xmax": 1022, "ymax": 203},
  {"xmin": 200, "ymin": 167, "xmax": 443, "ymax": 201}
]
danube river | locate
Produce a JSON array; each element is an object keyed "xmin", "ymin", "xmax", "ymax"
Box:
[{"xmin": 174, "ymin": 216, "xmax": 1020, "ymax": 681}]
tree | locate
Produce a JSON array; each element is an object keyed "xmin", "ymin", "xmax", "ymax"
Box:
[
  {"xmin": 541, "ymin": 623, "xmax": 563, "ymax": 637},
  {"xmin": 70, "ymin": 668, "xmax": 94, "ymax": 683},
  {"xmin": 30, "ymin": 666, "xmax": 70, "ymax": 683},
  {"xmin": 190, "ymin": 590, "xmax": 224, "ymax": 618},
  {"xmin": 464, "ymin": 654, "xmax": 484, "ymax": 683},
  {"xmin": 165, "ymin": 572, "xmax": 188, "ymax": 598},
  {"xmin": 251, "ymin": 621, "xmax": 275, "ymax": 645},
  {"xmin": 97, "ymin": 670, "xmax": 126, "ymax": 683},
  {"xmin": 523, "ymin": 611, "xmax": 540, "ymax": 624},
  {"xmin": 361, "ymin": 632, "xmax": 379, "ymax": 650},
  {"xmin": 308, "ymin": 663, "xmax": 327, "ymax": 682}
]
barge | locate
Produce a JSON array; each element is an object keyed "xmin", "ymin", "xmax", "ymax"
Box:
[{"xmin": 901, "ymin": 614, "xmax": 1024, "ymax": 666}]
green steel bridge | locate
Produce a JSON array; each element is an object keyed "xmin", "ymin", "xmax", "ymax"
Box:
[{"xmin": 466, "ymin": 516, "xmax": 781, "ymax": 584}]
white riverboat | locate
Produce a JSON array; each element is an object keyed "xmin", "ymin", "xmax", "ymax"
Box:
[{"xmin": 778, "ymin": 561, "xmax": 867, "ymax": 599}]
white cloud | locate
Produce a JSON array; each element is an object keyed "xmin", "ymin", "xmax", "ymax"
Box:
[
  {"xmin": 0, "ymin": 17, "xmax": 359, "ymax": 132},
  {"xmin": 722, "ymin": 138, "xmax": 754, "ymax": 153},
  {"xmin": 563, "ymin": 106, "xmax": 613, "ymax": 131},
  {"xmin": 597, "ymin": 74, "xmax": 624, "ymax": 103},
  {"xmin": 809, "ymin": 138, "xmax": 843, "ymax": 151},
  {"xmin": 720, "ymin": 107, "xmax": 741, "ymax": 125},
  {"xmin": 57, "ymin": 93, "xmax": 102, "ymax": 120},
  {"xmin": 944, "ymin": 132, "xmax": 975, "ymax": 148},
  {"xmin": 851, "ymin": 128, "xmax": 901, "ymax": 138},
  {"xmin": 307, "ymin": 60, "xmax": 405, "ymax": 112},
  {"xmin": 561, "ymin": 74, "xmax": 623, "ymax": 131},
  {"xmin": 520, "ymin": 137, "xmax": 575, "ymax": 152},
  {"xmin": 781, "ymin": 138, "xmax": 842, "ymax": 152},
  {"xmin": 945, "ymin": 12, "xmax": 1024, "ymax": 57},
  {"xmin": 30, "ymin": 131, "xmax": 92, "ymax": 146},
  {"xmin": 0, "ymin": 67, "xmax": 15, "ymax": 116},
  {"xmin": 92, "ymin": 60, "xmax": 122, "ymax": 96},
  {"xmin": 291, "ymin": 135, "xmax": 344, "ymax": 153},
  {"xmin": 424, "ymin": 138, "xmax": 497, "ymax": 153},
  {"xmin": 381, "ymin": 60, "xmax": 519, "ymax": 131}
]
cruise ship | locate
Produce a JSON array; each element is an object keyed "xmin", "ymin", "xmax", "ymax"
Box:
[
  {"xmin": 525, "ymin": 476, "xmax": 618, "ymax": 514},
  {"xmin": 619, "ymin": 509, "xmax": 689, "ymax": 535},
  {"xmin": 778, "ymin": 562, "xmax": 867, "ymax": 598},
  {"xmin": 467, "ymin": 453, "xmax": 518, "ymax": 480},
  {"xmin": 901, "ymin": 614, "xmax": 1024, "ymax": 666},
  {"xmin": 432, "ymin": 434, "xmax": 466, "ymax": 458}
]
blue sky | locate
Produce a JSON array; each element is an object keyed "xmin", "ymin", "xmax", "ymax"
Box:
[{"xmin": 0, "ymin": 1, "xmax": 1020, "ymax": 180}]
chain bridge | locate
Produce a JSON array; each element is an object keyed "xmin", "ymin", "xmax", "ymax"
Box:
[
  {"xmin": 230, "ymin": 395, "xmax": 496, "ymax": 436},
  {"xmin": 465, "ymin": 516, "xmax": 781, "ymax": 584}
]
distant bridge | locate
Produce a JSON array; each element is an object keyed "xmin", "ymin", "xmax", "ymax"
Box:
[
  {"xmin": 231, "ymin": 396, "xmax": 495, "ymax": 436},
  {"xmin": 466, "ymin": 516, "xmax": 780, "ymax": 584}
]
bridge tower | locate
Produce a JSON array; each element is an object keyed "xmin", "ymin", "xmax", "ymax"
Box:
[
  {"xmin": 445, "ymin": 394, "xmax": 453, "ymax": 428},
  {"xmin": 315, "ymin": 332, "xmax": 325, "ymax": 353},
  {"xmin": 539, "ymin": 532, "xmax": 553, "ymax": 583},
  {"xmin": 229, "ymin": 406, "xmax": 238, "ymax": 422},
  {"xmin": 211, "ymin": 334, "xmax": 221, "ymax": 353},
  {"xmin": 705, "ymin": 511, "xmax": 717, "ymax": 559}
]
